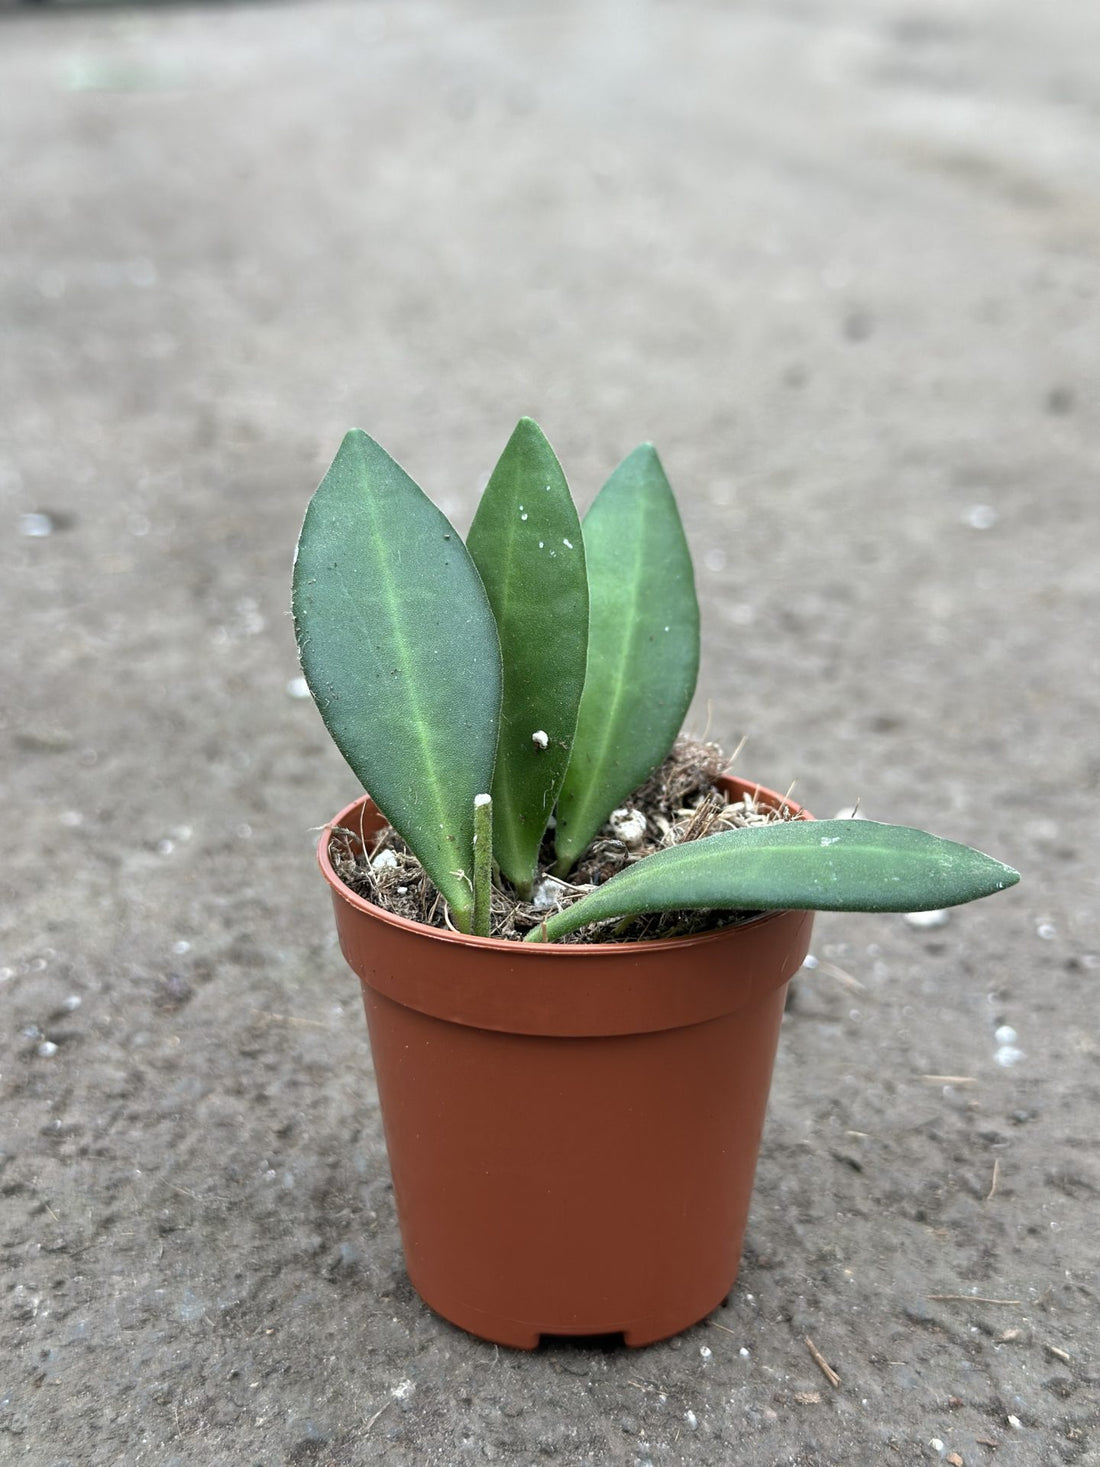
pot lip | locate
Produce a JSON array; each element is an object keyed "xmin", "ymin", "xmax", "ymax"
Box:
[{"xmin": 317, "ymin": 776, "xmax": 814, "ymax": 956}]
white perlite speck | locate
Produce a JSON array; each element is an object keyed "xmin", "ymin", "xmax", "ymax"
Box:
[
  {"xmin": 530, "ymin": 877, "xmax": 567, "ymax": 911},
  {"xmin": 608, "ymin": 807, "xmax": 647, "ymax": 847}
]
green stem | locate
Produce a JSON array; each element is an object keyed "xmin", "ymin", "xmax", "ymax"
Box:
[{"xmin": 472, "ymin": 794, "xmax": 493, "ymax": 938}]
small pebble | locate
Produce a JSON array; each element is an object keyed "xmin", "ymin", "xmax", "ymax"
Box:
[
  {"xmin": 964, "ymin": 504, "xmax": 998, "ymax": 530},
  {"xmin": 801, "ymin": 954, "xmax": 819, "ymax": 970},
  {"xmin": 739, "ymin": 1346, "xmax": 750, "ymax": 1358},
  {"xmin": 904, "ymin": 909, "xmax": 950, "ymax": 929},
  {"xmin": 995, "ymin": 1045, "xmax": 1025, "ymax": 1068},
  {"xmin": 994, "ymin": 1025, "xmax": 1017, "ymax": 1045},
  {"xmin": 37, "ymin": 1041, "xmax": 59, "ymax": 1058},
  {"xmin": 286, "ymin": 676, "xmax": 310, "ymax": 699},
  {"xmin": 1007, "ymin": 1415, "xmax": 1023, "ymax": 1429},
  {"xmin": 699, "ymin": 1345, "xmax": 712, "ymax": 1361},
  {"xmin": 62, "ymin": 994, "xmax": 82, "ymax": 1011},
  {"xmin": 18, "ymin": 511, "xmax": 54, "ymax": 537},
  {"xmin": 1036, "ymin": 922, "xmax": 1056, "ymax": 941},
  {"xmin": 684, "ymin": 1410, "xmax": 698, "ymax": 1429},
  {"xmin": 371, "ymin": 849, "xmax": 399, "ymax": 872}
]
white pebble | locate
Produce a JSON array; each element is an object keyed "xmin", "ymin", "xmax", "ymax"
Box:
[
  {"xmin": 739, "ymin": 1346, "xmax": 750, "ymax": 1358},
  {"xmin": 964, "ymin": 504, "xmax": 998, "ymax": 530},
  {"xmin": 801, "ymin": 953, "xmax": 819, "ymax": 969},
  {"xmin": 172, "ymin": 940, "xmax": 191, "ymax": 955},
  {"xmin": 994, "ymin": 1025, "xmax": 1017, "ymax": 1045},
  {"xmin": 1008, "ymin": 1415, "xmax": 1023, "ymax": 1430},
  {"xmin": 904, "ymin": 909, "xmax": 950, "ymax": 929},
  {"xmin": 62, "ymin": 995, "xmax": 82, "ymax": 1011},
  {"xmin": 37, "ymin": 1041, "xmax": 59, "ymax": 1058},
  {"xmin": 531, "ymin": 730, "xmax": 549, "ymax": 750},
  {"xmin": 930, "ymin": 1440, "xmax": 944, "ymax": 1455},
  {"xmin": 995, "ymin": 1045, "xmax": 1025, "ymax": 1068},
  {"xmin": 372, "ymin": 848, "xmax": 399, "ymax": 871},
  {"xmin": 699, "ymin": 1345, "xmax": 712, "ymax": 1361},
  {"xmin": 286, "ymin": 676, "xmax": 310, "ymax": 699},
  {"xmin": 684, "ymin": 1410, "xmax": 698, "ymax": 1429},
  {"xmin": 18, "ymin": 511, "xmax": 54, "ymax": 537},
  {"xmin": 1036, "ymin": 922, "xmax": 1056, "ymax": 941}
]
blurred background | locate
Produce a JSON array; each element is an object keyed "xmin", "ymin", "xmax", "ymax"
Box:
[{"xmin": 2, "ymin": 2, "xmax": 1097, "ymax": 1461}]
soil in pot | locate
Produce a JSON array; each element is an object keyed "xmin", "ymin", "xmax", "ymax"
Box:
[{"xmin": 328, "ymin": 737, "xmax": 802, "ymax": 943}]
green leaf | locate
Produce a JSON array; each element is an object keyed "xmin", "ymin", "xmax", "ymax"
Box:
[
  {"xmin": 527, "ymin": 820, "xmax": 1020, "ymax": 942},
  {"xmin": 293, "ymin": 430, "xmax": 502, "ymax": 931},
  {"xmin": 553, "ymin": 444, "xmax": 699, "ymax": 874},
  {"xmin": 465, "ymin": 419, "xmax": 589, "ymax": 895}
]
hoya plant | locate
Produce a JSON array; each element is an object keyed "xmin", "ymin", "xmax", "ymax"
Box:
[{"xmin": 292, "ymin": 419, "xmax": 1018, "ymax": 941}]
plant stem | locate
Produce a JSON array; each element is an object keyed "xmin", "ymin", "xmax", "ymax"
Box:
[{"xmin": 472, "ymin": 794, "xmax": 493, "ymax": 938}]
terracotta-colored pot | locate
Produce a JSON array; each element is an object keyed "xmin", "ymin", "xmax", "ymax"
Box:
[{"xmin": 318, "ymin": 777, "xmax": 814, "ymax": 1349}]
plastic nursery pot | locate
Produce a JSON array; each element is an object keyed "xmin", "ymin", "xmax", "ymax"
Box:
[{"xmin": 318, "ymin": 777, "xmax": 815, "ymax": 1350}]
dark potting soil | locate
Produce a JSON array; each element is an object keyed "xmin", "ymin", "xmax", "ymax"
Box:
[{"xmin": 328, "ymin": 737, "xmax": 801, "ymax": 943}]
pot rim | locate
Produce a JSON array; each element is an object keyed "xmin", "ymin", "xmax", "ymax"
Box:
[{"xmin": 317, "ymin": 775, "xmax": 813, "ymax": 956}]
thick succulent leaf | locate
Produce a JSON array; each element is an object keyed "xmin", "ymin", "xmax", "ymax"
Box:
[
  {"xmin": 527, "ymin": 820, "xmax": 1020, "ymax": 942},
  {"xmin": 466, "ymin": 419, "xmax": 588, "ymax": 895},
  {"xmin": 553, "ymin": 444, "xmax": 699, "ymax": 873},
  {"xmin": 293, "ymin": 429, "xmax": 501, "ymax": 931}
]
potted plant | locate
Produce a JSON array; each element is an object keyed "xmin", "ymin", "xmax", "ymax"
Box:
[{"xmin": 292, "ymin": 419, "xmax": 1018, "ymax": 1349}]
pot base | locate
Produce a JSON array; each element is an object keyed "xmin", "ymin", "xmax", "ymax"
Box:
[{"xmin": 413, "ymin": 1279, "xmax": 739, "ymax": 1351}]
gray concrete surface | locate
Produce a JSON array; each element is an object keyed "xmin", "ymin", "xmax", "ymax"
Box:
[{"xmin": 1, "ymin": 1, "xmax": 1097, "ymax": 1462}]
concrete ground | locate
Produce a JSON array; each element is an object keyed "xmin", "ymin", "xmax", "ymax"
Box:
[{"xmin": 1, "ymin": 1, "xmax": 1097, "ymax": 1462}]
